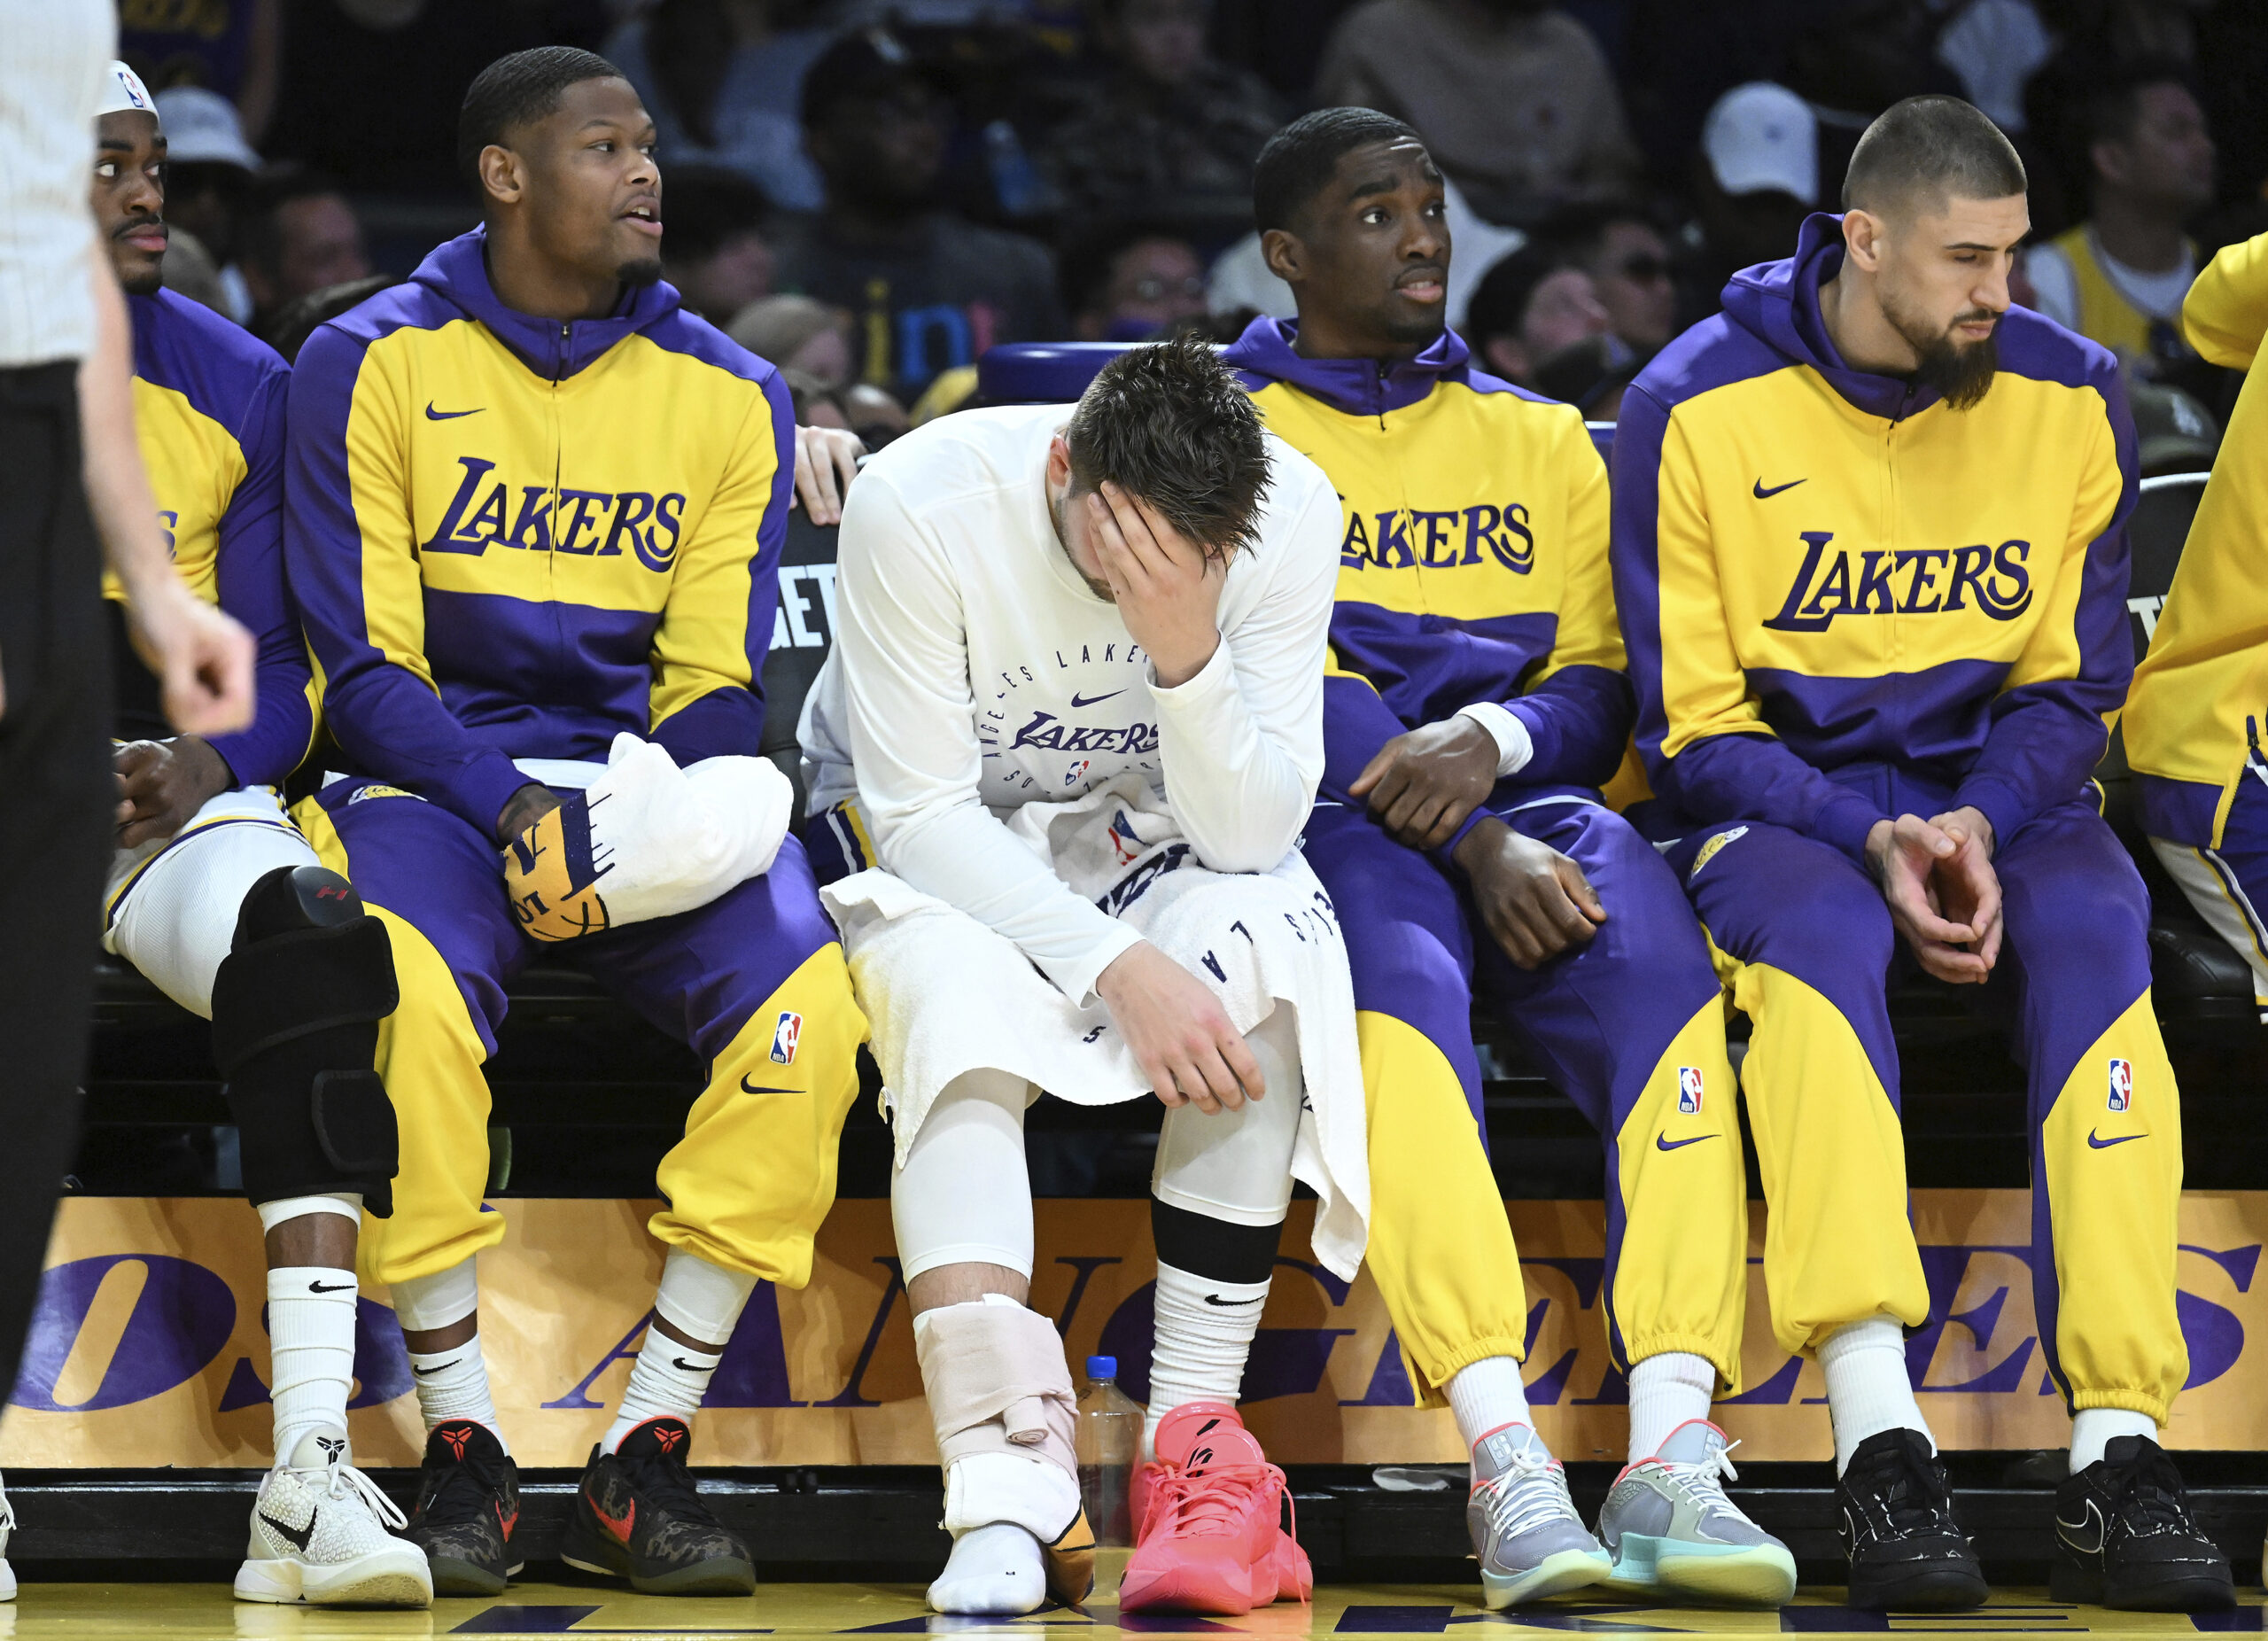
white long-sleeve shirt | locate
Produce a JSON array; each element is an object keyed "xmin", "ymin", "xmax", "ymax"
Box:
[{"xmin": 802, "ymin": 402, "xmax": 1341, "ymax": 1001}]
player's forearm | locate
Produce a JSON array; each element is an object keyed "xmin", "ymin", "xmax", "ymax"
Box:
[
  {"xmin": 1500, "ymin": 665, "xmax": 1635, "ymax": 788},
  {"xmin": 76, "ymin": 245, "xmax": 174, "ymax": 598},
  {"xmin": 1153, "ymin": 642, "xmax": 1317, "ymax": 873},
  {"xmin": 1658, "ymin": 729, "xmax": 1886, "ymax": 861}
]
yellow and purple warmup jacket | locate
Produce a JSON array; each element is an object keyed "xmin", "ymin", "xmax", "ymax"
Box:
[
  {"xmin": 1614, "ymin": 213, "xmax": 2137, "ymax": 855},
  {"xmin": 118, "ymin": 287, "xmax": 311, "ymax": 786},
  {"xmin": 1225, "ymin": 318, "xmax": 1750, "ymax": 1400},
  {"xmin": 1614, "ymin": 217, "xmax": 2186, "ymax": 1418},
  {"xmin": 285, "ymin": 228, "xmax": 795, "ymax": 834},
  {"xmin": 1223, "ymin": 319, "xmax": 1629, "ymax": 838}
]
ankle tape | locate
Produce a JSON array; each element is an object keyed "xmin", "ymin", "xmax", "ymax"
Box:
[{"xmin": 913, "ymin": 1298, "xmax": 1077, "ymax": 1479}]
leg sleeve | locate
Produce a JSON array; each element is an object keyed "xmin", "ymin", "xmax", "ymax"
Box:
[
  {"xmin": 292, "ymin": 784, "xmax": 522, "ymax": 1286},
  {"xmin": 1669, "ymin": 819, "xmax": 1930, "ymax": 1357},
  {"xmin": 1152, "ymin": 1005, "xmax": 1302, "ymax": 1226},
  {"xmin": 105, "ymin": 788, "xmax": 319, "ymax": 1017},
  {"xmin": 1478, "ymin": 799, "xmax": 1747, "ymax": 1388},
  {"xmin": 1999, "ymin": 802, "xmax": 2186, "ymax": 1423},
  {"xmin": 583, "ymin": 835, "xmax": 866, "ymax": 1287},
  {"xmin": 892, "ymin": 1069, "xmax": 1036, "ymax": 1282},
  {"xmin": 1299, "ymin": 802, "xmax": 1527, "ymax": 1404}
]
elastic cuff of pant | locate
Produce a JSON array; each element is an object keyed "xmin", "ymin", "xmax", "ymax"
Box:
[
  {"xmin": 1410, "ymin": 1334, "xmax": 1529, "ymax": 1409},
  {"xmin": 2070, "ymin": 1388, "xmax": 2169, "ymax": 1425},
  {"xmin": 255, "ymin": 1194, "xmax": 361, "ymax": 1235},
  {"xmin": 1623, "ymin": 1334, "xmax": 1738, "ymax": 1392},
  {"xmin": 375, "ymin": 1217, "xmax": 509, "ymax": 1292},
  {"xmin": 646, "ymin": 1221, "xmax": 805, "ymax": 1290}
]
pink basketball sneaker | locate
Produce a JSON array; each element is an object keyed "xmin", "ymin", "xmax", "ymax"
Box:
[{"xmin": 1119, "ymin": 1403, "xmax": 1309, "ymax": 1615}]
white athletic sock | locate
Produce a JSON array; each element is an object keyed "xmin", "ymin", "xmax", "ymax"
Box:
[
  {"xmin": 599, "ymin": 1249, "xmax": 758, "ymax": 1453},
  {"xmin": 1446, "ymin": 1355, "xmax": 1533, "ymax": 1455},
  {"xmin": 928, "ymin": 1520, "xmax": 1045, "ymax": 1615},
  {"xmin": 390, "ymin": 1257, "xmax": 478, "ymax": 1334},
  {"xmin": 2070, "ymin": 1407, "xmax": 2157, "ymax": 1472},
  {"xmin": 1143, "ymin": 1260, "xmax": 1267, "ymax": 1458},
  {"xmin": 266, "ymin": 1266, "xmax": 358, "ymax": 1466},
  {"xmin": 1627, "ymin": 1350, "xmax": 1717, "ymax": 1463},
  {"xmin": 407, "ymin": 1334, "xmax": 506, "ymax": 1450},
  {"xmin": 1818, "ymin": 1314, "xmax": 1932, "ymax": 1474}
]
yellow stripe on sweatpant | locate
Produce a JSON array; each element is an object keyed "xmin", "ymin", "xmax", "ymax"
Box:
[
  {"xmin": 650, "ymin": 942, "xmax": 866, "ymax": 1288},
  {"xmin": 1611, "ymin": 996, "xmax": 1749, "ymax": 1389},
  {"xmin": 2039, "ymin": 989, "xmax": 2186, "ymax": 1422},
  {"xmin": 291, "ymin": 796, "xmax": 506, "ymax": 1288},
  {"xmin": 1357, "ymin": 1009, "xmax": 1528, "ymax": 1406},
  {"xmin": 1706, "ymin": 937, "xmax": 1930, "ymax": 1356}
]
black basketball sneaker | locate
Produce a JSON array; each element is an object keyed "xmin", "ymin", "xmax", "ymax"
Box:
[
  {"xmin": 1836, "ymin": 1428, "xmax": 1988, "ymax": 1610},
  {"xmin": 400, "ymin": 1419, "xmax": 522, "ymax": 1596},
  {"xmin": 2051, "ymin": 1435, "xmax": 2233, "ymax": 1610},
  {"xmin": 563, "ymin": 1416, "xmax": 757, "ymax": 1596}
]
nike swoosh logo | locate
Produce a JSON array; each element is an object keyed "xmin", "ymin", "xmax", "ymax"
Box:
[
  {"xmin": 739, "ymin": 1077, "xmax": 799, "ymax": 1094},
  {"xmin": 1069, "ymin": 689, "xmax": 1126, "ymax": 708},
  {"xmin": 671, "ymin": 1357, "xmax": 718, "ymax": 1373},
  {"xmin": 1752, "ymin": 477, "xmax": 1806, "ymax": 498},
  {"xmin": 424, "ymin": 402, "xmax": 482, "ymax": 420},
  {"xmin": 1203, "ymin": 1294, "xmax": 1264, "ymax": 1307},
  {"xmin": 260, "ymin": 1508, "xmax": 315, "ymax": 1552},
  {"xmin": 2087, "ymin": 1129, "xmax": 2143, "ymax": 1148},
  {"xmin": 413, "ymin": 1360, "xmax": 460, "ymax": 1376},
  {"xmin": 307, "ymin": 1281, "xmax": 353, "ymax": 1293},
  {"xmin": 1656, "ymin": 1133, "xmax": 1717, "ymax": 1151}
]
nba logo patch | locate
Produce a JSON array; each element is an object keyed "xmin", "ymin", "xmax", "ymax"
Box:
[
  {"xmin": 2108, "ymin": 1057, "xmax": 2132, "ymax": 1112},
  {"xmin": 771, "ymin": 1011, "xmax": 803, "ymax": 1065},
  {"xmin": 1678, "ymin": 1067, "xmax": 1704, "ymax": 1115}
]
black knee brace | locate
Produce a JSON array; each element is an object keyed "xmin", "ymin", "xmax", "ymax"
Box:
[{"xmin": 211, "ymin": 866, "xmax": 401, "ymax": 1217}]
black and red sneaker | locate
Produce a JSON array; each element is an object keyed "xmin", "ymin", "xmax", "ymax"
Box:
[
  {"xmin": 400, "ymin": 1419, "xmax": 522, "ymax": 1596},
  {"xmin": 562, "ymin": 1417, "xmax": 756, "ymax": 1596}
]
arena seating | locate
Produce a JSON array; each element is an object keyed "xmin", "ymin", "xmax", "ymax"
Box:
[{"xmin": 66, "ymin": 347, "xmax": 2266, "ymax": 1582}]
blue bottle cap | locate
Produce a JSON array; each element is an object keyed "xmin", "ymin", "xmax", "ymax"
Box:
[{"xmin": 1086, "ymin": 1355, "xmax": 1116, "ymax": 1379}]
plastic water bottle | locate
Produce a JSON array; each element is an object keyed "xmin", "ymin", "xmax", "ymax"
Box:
[{"xmin": 1076, "ymin": 1355, "xmax": 1142, "ymax": 1548}]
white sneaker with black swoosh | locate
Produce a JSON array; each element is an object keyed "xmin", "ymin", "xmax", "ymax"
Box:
[{"xmin": 234, "ymin": 1428, "xmax": 431, "ymax": 1607}]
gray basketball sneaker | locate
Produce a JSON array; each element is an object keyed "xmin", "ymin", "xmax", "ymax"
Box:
[
  {"xmin": 1467, "ymin": 1422, "xmax": 1612, "ymax": 1608},
  {"xmin": 1597, "ymin": 1419, "xmax": 1796, "ymax": 1605}
]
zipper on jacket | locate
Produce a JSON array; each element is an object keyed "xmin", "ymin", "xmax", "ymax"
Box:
[{"xmin": 1375, "ymin": 359, "xmax": 1390, "ymax": 429}]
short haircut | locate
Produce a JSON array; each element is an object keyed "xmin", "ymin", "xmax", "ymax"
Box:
[
  {"xmin": 2078, "ymin": 56, "xmax": 2197, "ymax": 152},
  {"xmin": 1535, "ymin": 198, "xmax": 1661, "ymax": 264},
  {"xmin": 240, "ymin": 163, "xmax": 348, "ymax": 280},
  {"xmin": 1253, "ymin": 106, "xmax": 1423, "ymax": 234},
  {"xmin": 1464, "ymin": 243, "xmax": 1581, "ymax": 347},
  {"xmin": 1062, "ymin": 334, "xmax": 1272, "ymax": 564},
  {"xmin": 1843, "ymin": 95, "xmax": 2026, "ymax": 214},
  {"xmin": 457, "ymin": 46, "xmax": 625, "ymax": 188}
]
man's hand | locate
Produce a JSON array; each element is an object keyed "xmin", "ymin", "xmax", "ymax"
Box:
[
  {"xmin": 113, "ymin": 736, "xmax": 232, "ymax": 849},
  {"xmin": 1454, "ymin": 815, "xmax": 1605, "ymax": 969},
  {"xmin": 793, "ymin": 424, "xmax": 865, "ymax": 525},
  {"xmin": 496, "ymin": 782, "xmax": 564, "ymax": 846},
  {"xmin": 1349, "ymin": 717, "xmax": 1501, "ymax": 849},
  {"xmin": 1088, "ymin": 483, "xmax": 1224, "ymax": 688},
  {"xmin": 124, "ymin": 577, "xmax": 254, "ymax": 736},
  {"xmin": 1864, "ymin": 808, "xmax": 2002, "ymax": 983},
  {"xmin": 1096, "ymin": 939, "xmax": 1262, "ymax": 1114}
]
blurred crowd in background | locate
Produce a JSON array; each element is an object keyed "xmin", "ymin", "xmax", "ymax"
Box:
[{"xmin": 118, "ymin": 0, "xmax": 2267, "ymax": 474}]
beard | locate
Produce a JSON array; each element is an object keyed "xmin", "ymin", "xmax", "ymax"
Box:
[
  {"xmin": 1888, "ymin": 293, "xmax": 2000, "ymax": 411},
  {"xmin": 120, "ymin": 266, "xmax": 164, "ymax": 297},
  {"xmin": 617, "ymin": 255, "xmax": 663, "ymax": 289}
]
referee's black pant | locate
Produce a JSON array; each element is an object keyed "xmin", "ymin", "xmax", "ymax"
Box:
[{"xmin": 0, "ymin": 363, "xmax": 113, "ymax": 1399}]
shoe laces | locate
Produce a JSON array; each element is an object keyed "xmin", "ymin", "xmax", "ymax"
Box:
[
  {"xmin": 1143, "ymin": 1460, "xmax": 1285, "ymax": 1542},
  {"xmin": 0, "ymin": 1470, "xmax": 16, "ymax": 1535},
  {"xmin": 417, "ymin": 1446, "xmax": 504, "ymax": 1526},
  {"xmin": 1849, "ymin": 1437, "xmax": 1954, "ymax": 1537},
  {"xmin": 315, "ymin": 1454, "xmax": 408, "ymax": 1532},
  {"xmin": 618, "ymin": 1444, "xmax": 724, "ymax": 1527},
  {"xmin": 1655, "ymin": 1435, "xmax": 1745, "ymax": 1522},
  {"xmin": 2104, "ymin": 1444, "xmax": 2200, "ymax": 1539},
  {"xmin": 1474, "ymin": 1444, "xmax": 1582, "ymax": 1544}
]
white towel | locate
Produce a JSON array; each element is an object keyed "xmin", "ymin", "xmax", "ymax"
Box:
[{"xmin": 822, "ymin": 776, "xmax": 1369, "ymax": 1279}]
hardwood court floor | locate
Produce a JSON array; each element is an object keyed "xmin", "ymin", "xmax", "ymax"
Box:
[{"xmin": 3, "ymin": 1581, "xmax": 2263, "ymax": 1638}]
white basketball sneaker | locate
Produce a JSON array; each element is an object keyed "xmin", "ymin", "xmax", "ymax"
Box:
[{"xmin": 234, "ymin": 1429, "xmax": 431, "ymax": 1607}]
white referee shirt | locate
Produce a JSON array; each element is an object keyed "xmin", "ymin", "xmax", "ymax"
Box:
[
  {"xmin": 801, "ymin": 403, "xmax": 1341, "ymax": 1000},
  {"xmin": 0, "ymin": 0, "xmax": 112, "ymax": 368}
]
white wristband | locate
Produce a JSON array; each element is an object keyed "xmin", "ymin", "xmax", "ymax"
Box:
[{"xmin": 1456, "ymin": 703, "xmax": 1534, "ymax": 780}]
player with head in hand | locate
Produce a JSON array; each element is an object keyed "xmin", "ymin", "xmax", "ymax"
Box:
[
  {"xmin": 1223, "ymin": 107, "xmax": 1790, "ymax": 1611},
  {"xmin": 801, "ymin": 335, "xmax": 1368, "ymax": 1617},
  {"xmin": 83, "ymin": 61, "xmax": 430, "ymax": 1610},
  {"xmin": 1615, "ymin": 94, "xmax": 2230, "ymax": 1612},
  {"xmin": 284, "ymin": 46, "xmax": 867, "ymax": 1599}
]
